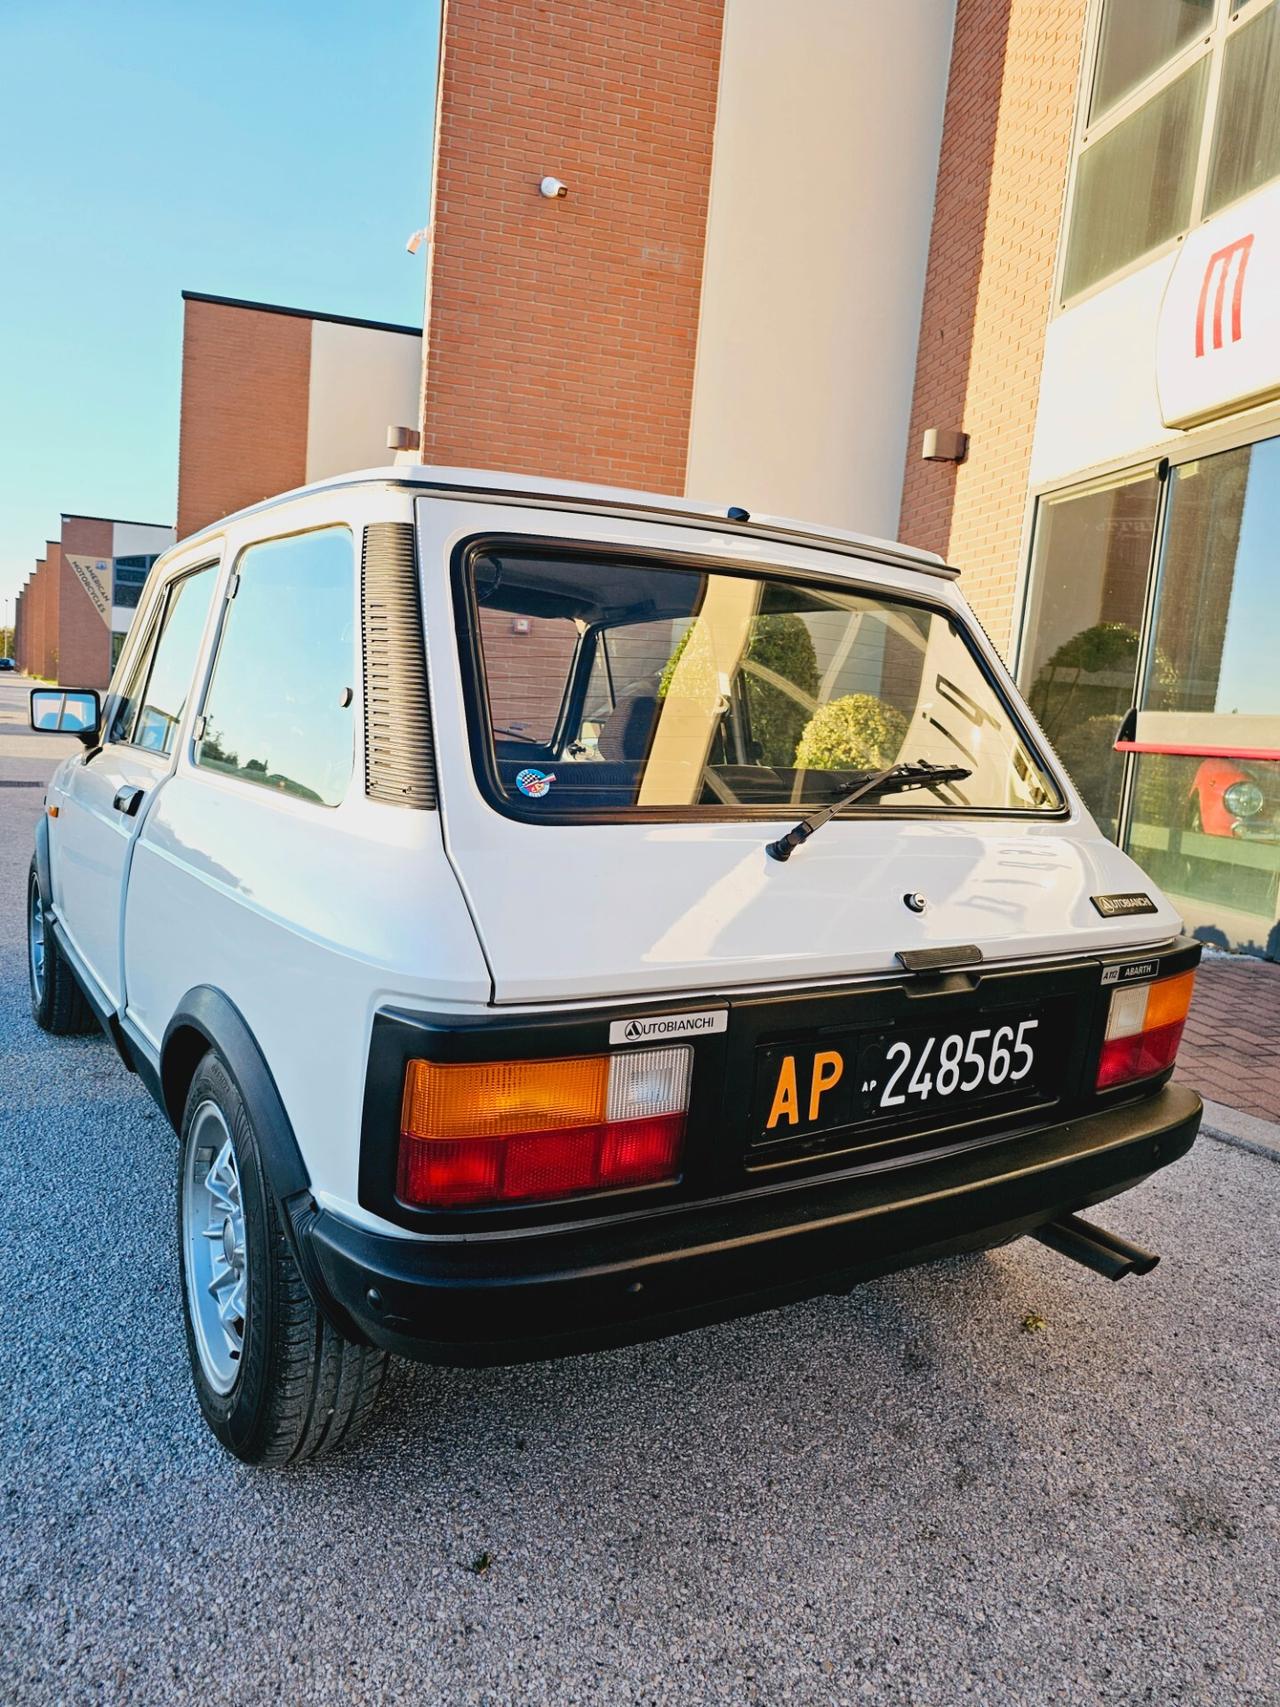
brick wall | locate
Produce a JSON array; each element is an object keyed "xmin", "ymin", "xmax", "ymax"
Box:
[
  {"xmin": 19, "ymin": 572, "xmax": 41, "ymax": 675},
  {"xmin": 176, "ymin": 297, "xmax": 311, "ymax": 539},
  {"xmin": 898, "ymin": 0, "xmax": 1087, "ymax": 657},
  {"xmin": 42, "ymin": 545, "xmax": 62, "ymax": 681},
  {"xmin": 58, "ymin": 516, "xmax": 115, "ymax": 689},
  {"xmin": 421, "ymin": 0, "xmax": 724, "ymax": 493}
]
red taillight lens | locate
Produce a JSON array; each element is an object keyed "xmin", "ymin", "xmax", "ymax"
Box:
[
  {"xmin": 1096, "ymin": 969, "xmax": 1195, "ymax": 1090},
  {"xmin": 397, "ymin": 1050, "xmax": 690, "ymax": 1208}
]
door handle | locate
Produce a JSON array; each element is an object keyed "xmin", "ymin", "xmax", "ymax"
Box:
[{"xmin": 112, "ymin": 786, "xmax": 145, "ymax": 817}]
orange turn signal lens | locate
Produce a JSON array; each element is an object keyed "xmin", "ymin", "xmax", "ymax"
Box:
[
  {"xmin": 1142, "ymin": 969, "xmax": 1195, "ymax": 1033},
  {"xmin": 397, "ymin": 1048, "xmax": 692, "ymax": 1209},
  {"xmin": 1097, "ymin": 968, "xmax": 1196, "ymax": 1090},
  {"xmin": 402, "ymin": 1056, "xmax": 609, "ymax": 1141}
]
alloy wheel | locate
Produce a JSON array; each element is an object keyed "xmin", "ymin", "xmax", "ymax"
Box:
[
  {"xmin": 28, "ymin": 882, "xmax": 46, "ymax": 1003},
  {"xmin": 182, "ymin": 1101, "xmax": 249, "ymax": 1394}
]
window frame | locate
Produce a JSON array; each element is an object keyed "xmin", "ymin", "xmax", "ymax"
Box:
[
  {"xmin": 192, "ymin": 523, "xmax": 358, "ymax": 810},
  {"xmin": 108, "ymin": 562, "xmax": 218, "ymax": 753},
  {"xmin": 1057, "ymin": 0, "xmax": 1279, "ymax": 311},
  {"xmin": 452, "ymin": 534, "xmax": 1068, "ymax": 828}
]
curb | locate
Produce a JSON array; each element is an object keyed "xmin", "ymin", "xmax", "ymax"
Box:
[{"xmin": 1200, "ymin": 1097, "xmax": 1280, "ymax": 1164}]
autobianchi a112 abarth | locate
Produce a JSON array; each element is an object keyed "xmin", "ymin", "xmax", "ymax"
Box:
[{"xmin": 27, "ymin": 466, "xmax": 1203, "ymax": 1464}]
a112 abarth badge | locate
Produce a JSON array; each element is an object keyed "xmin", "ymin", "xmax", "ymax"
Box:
[{"xmin": 516, "ymin": 767, "xmax": 557, "ymax": 798}]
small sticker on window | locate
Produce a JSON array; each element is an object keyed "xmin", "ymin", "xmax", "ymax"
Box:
[{"xmin": 516, "ymin": 767, "xmax": 557, "ymax": 799}]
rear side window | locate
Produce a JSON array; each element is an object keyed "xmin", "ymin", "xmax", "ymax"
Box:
[
  {"xmin": 195, "ymin": 528, "xmax": 355, "ymax": 807},
  {"xmin": 110, "ymin": 565, "xmax": 217, "ymax": 754}
]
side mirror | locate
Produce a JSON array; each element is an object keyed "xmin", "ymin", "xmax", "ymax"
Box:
[{"xmin": 29, "ymin": 688, "xmax": 101, "ymax": 746}]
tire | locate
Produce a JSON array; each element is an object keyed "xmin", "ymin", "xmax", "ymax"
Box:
[
  {"xmin": 27, "ymin": 861, "xmax": 95, "ymax": 1035},
  {"xmin": 177, "ymin": 1049, "xmax": 388, "ymax": 1465}
]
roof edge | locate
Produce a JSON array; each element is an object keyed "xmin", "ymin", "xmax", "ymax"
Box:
[{"xmin": 181, "ymin": 290, "xmax": 422, "ymax": 339}]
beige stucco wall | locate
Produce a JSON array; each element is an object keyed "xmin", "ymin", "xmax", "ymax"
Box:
[
  {"xmin": 305, "ymin": 319, "xmax": 423, "ymax": 485},
  {"xmin": 684, "ymin": 0, "xmax": 956, "ymax": 538}
]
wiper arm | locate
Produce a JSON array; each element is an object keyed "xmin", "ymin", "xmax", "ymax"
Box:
[{"xmin": 765, "ymin": 761, "xmax": 973, "ymax": 862}]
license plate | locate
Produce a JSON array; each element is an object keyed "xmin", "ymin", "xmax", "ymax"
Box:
[{"xmin": 752, "ymin": 1011, "xmax": 1045, "ymax": 1146}]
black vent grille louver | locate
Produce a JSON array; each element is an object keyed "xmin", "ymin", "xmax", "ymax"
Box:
[{"xmin": 361, "ymin": 521, "xmax": 435, "ymax": 808}]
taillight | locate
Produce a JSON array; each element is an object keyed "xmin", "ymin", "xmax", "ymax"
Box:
[
  {"xmin": 1096, "ymin": 969, "xmax": 1196, "ymax": 1090},
  {"xmin": 397, "ymin": 1046, "xmax": 692, "ymax": 1208}
]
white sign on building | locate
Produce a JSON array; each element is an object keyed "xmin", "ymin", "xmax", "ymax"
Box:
[{"xmin": 1157, "ymin": 179, "xmax": 1280, "ymax": 430}]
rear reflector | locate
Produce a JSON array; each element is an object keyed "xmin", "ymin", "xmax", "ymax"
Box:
[
  {"xmin": 1096, "ymin": 969, "xmax": 1195, "ymax": 1090},
  {"xmin": 398, "ymin": 1047, "xmax": 691, "ymax": 1208}
]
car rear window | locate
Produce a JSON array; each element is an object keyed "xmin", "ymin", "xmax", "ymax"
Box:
[{"xmin": 459, "ymin": 545, "xmax": 1063, "ymax": 819}]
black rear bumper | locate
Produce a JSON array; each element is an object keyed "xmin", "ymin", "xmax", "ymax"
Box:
[{"xmin": 305, "ymin": 1083, "xmax": 1201, "ymax": 1366}]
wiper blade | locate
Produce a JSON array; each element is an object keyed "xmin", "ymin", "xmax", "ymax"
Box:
[{"xmin": 765, "ymin": 761, "xmax": 972, "ymax": 862}]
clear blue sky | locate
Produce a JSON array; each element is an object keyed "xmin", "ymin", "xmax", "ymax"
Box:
[{"xmin": 0, "ymin": 0, "xmax": 439, "ymax": 617}]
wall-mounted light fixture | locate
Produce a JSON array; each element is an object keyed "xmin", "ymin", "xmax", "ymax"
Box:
[
  {"xmin": 539, "ymin": 176, "xmax": 569, "ymax": 199},
  {"xmin": 921, "ymin": 428, "xmax": 969, "ymax": 464}
]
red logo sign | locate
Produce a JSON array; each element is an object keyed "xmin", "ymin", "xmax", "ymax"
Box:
[{"xmin": 1195, "ymin": 233, "xmax": 1254, "ymax": 357}]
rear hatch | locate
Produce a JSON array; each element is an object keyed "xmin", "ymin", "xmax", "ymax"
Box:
[
  {"xmin": 420, "ymin": 506, "xmax": 1183, "ymax": 1004},
  {"xmin": 442, "ymin": 813, "xmax": 1183, "ymax": 1003}
]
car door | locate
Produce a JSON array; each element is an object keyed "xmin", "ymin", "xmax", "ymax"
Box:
[{"xmin": 52, "ymin": 559, "xmax": 219, "ymax": 1010}]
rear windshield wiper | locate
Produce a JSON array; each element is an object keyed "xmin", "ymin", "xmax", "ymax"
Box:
[{"xmin": 765, "ymin": 761, "xmax": 972, "ymax": 862}]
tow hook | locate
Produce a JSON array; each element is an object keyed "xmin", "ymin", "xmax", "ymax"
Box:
[{"xmin": 1031, "ymin": 1213, "xmax": 1160, "ymax": 1281}]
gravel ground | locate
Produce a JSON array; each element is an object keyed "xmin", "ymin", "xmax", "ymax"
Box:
[{"xmin": 1, "ymin": 678, "xmax": 1278, "ymax": 1707}]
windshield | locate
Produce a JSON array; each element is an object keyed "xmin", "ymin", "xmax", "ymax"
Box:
[{"xmin": 462, "ymin": 547, "xmax": 1062, "ymax": 817}]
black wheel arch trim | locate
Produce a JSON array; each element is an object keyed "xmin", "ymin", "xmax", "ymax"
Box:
[
  {"xmin": 33, "ymin": 810, "xmax": 53, "ymax": 907},
  {"xmin": 161, "ymin": 986, "xmax": 368, "ymax": 1344}
]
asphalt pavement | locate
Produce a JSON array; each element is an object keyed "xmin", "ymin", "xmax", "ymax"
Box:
[{"xmin": 1, "ymin": 673, "xmax": 1278, "ymax": 1707}]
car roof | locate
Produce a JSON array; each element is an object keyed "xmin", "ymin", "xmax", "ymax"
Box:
[{"xmin": 172, "ymin": 463, "xmax": 957, "ymax": 580}]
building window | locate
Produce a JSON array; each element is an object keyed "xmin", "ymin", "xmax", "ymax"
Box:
[
  {"xmin": 1063, "ymin": 0, "xmax": 1280, "ymax": 304},
  {"xmin": 1063, "ymin": 60, "xmax": 1208, "ymax": 302},
  {"xmin": 1205, "ymin": 0, "xmax": 1280, "ymax": 215},
  {"xmin": 1021, "ymin": 438, "xmax": 1280, "ymax": 958},
  {"xmin": 112, "ymin": 555, "xmax": 156, "ymax": 610},
  {"xmin": 1090, "ymin": 0, "xmax": 1213, "ymax": 120}
]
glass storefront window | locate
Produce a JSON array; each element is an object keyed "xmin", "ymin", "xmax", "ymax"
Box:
[
  {"xmin": 1090, "ymin": 0, "xmax": 1214, "ymax": 122},
  {"xmin": 1128, "ymin": 754, "xmax": 1280, "ymax": 952},
  {"xmin": 1063, "ymin": 58, "xmax": 1209, "ymax": 300},
  {"xmin": 1024, "ymin": 440, "xmax": 1280, "ymax": 958},
  {"xmin": 1205, "ymin": 0, "xmax": 1280, "ymax": 215},
  {"xmin": 1124, "ymin": 442, "xmax": 1280, "ymax": 954},
  {"xmin": 1142, "ymin": 445, "xmax": 1279, "ymax": 721},
  {"xmin": 1019, "ymin": 473, "xmax": 1160, "ymax": 839}
]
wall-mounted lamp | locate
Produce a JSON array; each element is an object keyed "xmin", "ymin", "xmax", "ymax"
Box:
[
  {"xmin": 539, "ymin": 176, "xmax": 569, "ymax": 199},
  {"xmin": 921, "ymin": 428, "xmax": 969, "ymax": 464}
]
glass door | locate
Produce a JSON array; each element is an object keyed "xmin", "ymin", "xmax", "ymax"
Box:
[
  {"xmin": 1122, "ymin": 441, "xmax": 1280, "ymax": 957},
  {"xmin": 1018, "ymin": 470, "xmax": 1163, "ymax": 840}
]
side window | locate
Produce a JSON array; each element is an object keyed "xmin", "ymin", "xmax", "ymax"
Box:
[
  {"xmin": 107, "ymin": 609, "xmax": 162, "ymax": 744},
  {"xmin": 195, "ymin": 528, "xmax": 355, "ymax": 807},
  {"xmin": 110, "ymin": 566, "xmax": 216, "ymax": 753}
]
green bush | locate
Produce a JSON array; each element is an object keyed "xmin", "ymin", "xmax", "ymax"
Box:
[
  {"xmin": 659, "ymin": 613, "xmax": 820, "ymax": 767},
  {"xmin": 795, "ymin": 694, "xmax": 908, "ymax": 772},
  {"xmin": 1028, "ymin": 621, "xmax": 1175, "ymax": 740}
]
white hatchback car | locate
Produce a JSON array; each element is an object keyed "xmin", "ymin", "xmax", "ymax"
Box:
[{"xmin": 28, "ymin": 466, "xmax": 1203, "ymax": 1464}]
